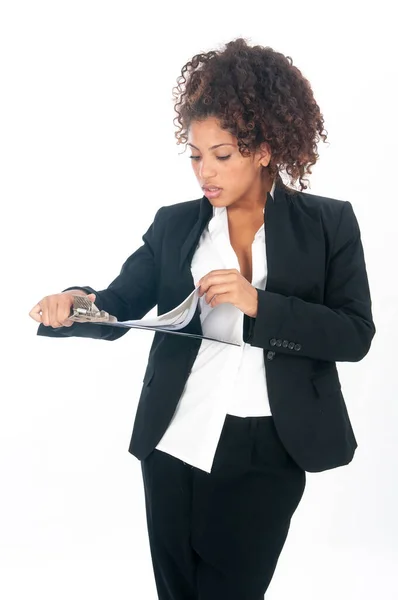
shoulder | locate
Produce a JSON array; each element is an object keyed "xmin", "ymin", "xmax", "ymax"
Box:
[
  {"xmin": 153, "ymin": 197, "xmax": 202, "ymax": 227},
  {"xmin": 157, "ymin": 198, "xmax": 201, "ymax": 216},
  {"xmin": 286, "ymin": 186, "xmax": 357, "ymax": 236},
  {"xmin": 287, "ymin": 186, "xmax": 347, "ymax": 215},
  {"xmin": 153, "ymin": 188, "xmax": 357, "ymax": 235}
]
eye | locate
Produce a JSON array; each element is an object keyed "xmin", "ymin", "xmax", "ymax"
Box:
[{"xmin": 189, "ymin": 155, "xmax": 231, "ymax": 161}]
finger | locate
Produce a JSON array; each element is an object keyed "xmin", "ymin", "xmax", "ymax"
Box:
[
  {"xmin": 48, "ymin": 297, "xmax": 66, "ymax": 329},
  {"xmin": 200, "ymin": 271, "xmax": 239, "ymax": 294},
  {"xmin": 62, "ymin": 301, "xmax": 75, "ymax": 327},
  {"xmin": 209, "ymin": 291, "xmax": 233, "ymax": 307},
  {"xmin": 41, "ymin": 299, "xmax": 49, "ymax": 326},
  {"xmin": 61, "ymin": 297, "xmax": 79, "ymax": 327},
  {"xmin": 197, "ymin": 268, "xmax": 238, "ymax": 286},
  {"xmin": 62, "ymin": 318, "xmax": 75, "ymax": 328},
  {"xmin": 204, "ymin": 283, "xmax": 232, "ymax": 304},
  {"xmin": 29, "ymin": 302, "xmax": 43, "ymax": 323},
  {"xmin": 47, "ymin": 297, "xmax": 58, "ymax": 327},
  {"xmin": 53, "ymin": 297, "xmax": 70, "ymax": 328},
  {"xmin": 203, "ymin": 269, "xmax": 238, "ymax": 278}
]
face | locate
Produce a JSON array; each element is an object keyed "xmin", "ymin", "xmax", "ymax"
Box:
[{"xmin": 187, "ymin": 116, "xmax": 273, "ymax": 212}]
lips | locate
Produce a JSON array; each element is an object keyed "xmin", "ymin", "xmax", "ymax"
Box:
[
  {"xmin": 203, "ymin": 186, "xmax": 222, "ymax": 191},
  {"xmin": 203, "ymin": 187, "xmax": 223, "ymax": 199}
]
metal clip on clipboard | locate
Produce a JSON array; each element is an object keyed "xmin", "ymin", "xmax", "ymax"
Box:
[{"xmin": 68, "ymin": 295, "xmax": 118, "ymax": 323}]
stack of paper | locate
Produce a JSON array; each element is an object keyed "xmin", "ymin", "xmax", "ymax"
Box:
[{"xmin": 70, "ymin": 286, "xmax": 241, "ymax": 347}]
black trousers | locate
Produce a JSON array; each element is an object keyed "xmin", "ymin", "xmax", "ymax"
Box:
[{"xmin": 141, "ymin": 415, "xmax": 306, "ymax": 600}]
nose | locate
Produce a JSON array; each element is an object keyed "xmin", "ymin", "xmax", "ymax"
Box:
[{"xmin": 197, "ymin": 158, "xmax": 217, "ymax": 180}]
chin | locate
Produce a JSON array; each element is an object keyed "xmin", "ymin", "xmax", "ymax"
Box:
[{"xmin": 210, "ymin": 200, "xmax": 229, "ymax": 208}]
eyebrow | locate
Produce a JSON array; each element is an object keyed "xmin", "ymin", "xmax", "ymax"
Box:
[{"xmin": 187, "ymin": 143, "xmax": 235, "ymax": 150}]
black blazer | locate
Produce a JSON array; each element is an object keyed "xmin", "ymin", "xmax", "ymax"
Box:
[{"xmin": 37, "ymin": 175, "xmax": 376, "ymax": 472}]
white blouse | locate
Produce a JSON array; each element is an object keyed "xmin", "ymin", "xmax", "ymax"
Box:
[{"xmin": 155, "ymin": 178, "xmax": 276, "ymax": 473}]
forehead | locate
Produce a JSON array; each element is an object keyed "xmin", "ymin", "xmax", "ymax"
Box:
[{"xmin": 187, "ymin": 117, "xmax": 236, "ymax": 147}]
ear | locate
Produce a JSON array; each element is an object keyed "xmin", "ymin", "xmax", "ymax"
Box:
[{"xmin": 257, "ymin": 141, "xmax": 272, "ymax": 167}]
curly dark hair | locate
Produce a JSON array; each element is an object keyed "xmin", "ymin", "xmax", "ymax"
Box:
[{"xmin": 172, "ymin": 37, "xmax": 329, "ymax": 194}]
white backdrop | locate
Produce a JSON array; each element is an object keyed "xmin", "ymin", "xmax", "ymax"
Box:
[{"xmin": 1, "ymin": 1, "xmax": 396, "ymax": 598}]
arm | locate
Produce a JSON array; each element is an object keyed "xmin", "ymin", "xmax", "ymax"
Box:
[
  {"xmin": 37, "ymin": 207, "xmax": 163, "ymax": 341},
  {"xmin": 243, "ymin": 201, "xmax": 376, "ymax": 362}
]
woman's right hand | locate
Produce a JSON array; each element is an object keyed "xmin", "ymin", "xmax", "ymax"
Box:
[{"xmin": 29, "ymin": 291, "xmax": 96, "ymax": 328}]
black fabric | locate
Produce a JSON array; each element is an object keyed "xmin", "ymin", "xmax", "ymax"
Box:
[
  {"xmin": 36, "ymin": 179, "xmax": 376, "ymax": 472},
  {"xmin": 243, "ymin": 201, "xmax": 374, "ymax": 361},
  {"xmin": 141, "ymin": 414, "xmax": 306, "ymax": 600}
]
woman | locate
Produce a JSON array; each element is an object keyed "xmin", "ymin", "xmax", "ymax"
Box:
[{"xmin": 31, "ymin": 38, "xmax": 376, "ymax": 599}]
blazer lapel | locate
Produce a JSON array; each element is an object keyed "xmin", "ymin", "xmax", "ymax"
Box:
[
  {"xmin": 175, "ymin": 174, "xmax": 296, "ymax": 339},
  {"xmin": 178, "ymin": 174, "xmax": 290, "ymax": 269}
]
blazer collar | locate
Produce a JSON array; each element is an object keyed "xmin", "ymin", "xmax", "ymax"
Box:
[{"xmin": 179, "ymin": 172, "xmax": 289, "ymax": 270}]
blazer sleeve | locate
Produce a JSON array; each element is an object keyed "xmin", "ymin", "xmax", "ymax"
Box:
[
  {"xmin": 36, "ymin": 207, "xmax": 164, "ymax": 342},
  {"xmin": 243, "ymin": 201, "xmax": 376, "ymax": 362}
]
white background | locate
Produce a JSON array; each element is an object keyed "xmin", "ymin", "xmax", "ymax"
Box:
[{"xmin": 1, "ymin": 1, "xmax": 397, "ymax": 598}]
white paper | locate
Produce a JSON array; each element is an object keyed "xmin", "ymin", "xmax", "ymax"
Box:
[
  {"xmin": 114, "ymin": 286, "xmax": 201, "ymax": 330},
  {"xmin": 81, "ymin": 286, "xmax": 241, "ymax": 346}
]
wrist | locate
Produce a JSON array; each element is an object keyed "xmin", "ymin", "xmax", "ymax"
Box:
[{"xmin": 247, "ymin": 289, "xmax": 258, "ymax": 318}]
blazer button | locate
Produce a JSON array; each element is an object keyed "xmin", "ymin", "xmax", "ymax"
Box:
[
  {"xmin": 267, "ymin": 351, "xmax": 275, "ymax": 360},
  {"xmin": 276, "ymin": 339, "xmax": 282, "ymax": 347},
  {"xmin": 270, "ymin": 338, "xmax": 277, "ymax": 346},
  {"xmin": 282, "ymin": 340, "xmax": 289, "ymax": 348},
  {"xmin": 294, "ymin": 343, "xmax": 301, "ymax": 351},
  {"xmin": 288, "ymin": 342, "xmax": 295, "ymax": 350}
]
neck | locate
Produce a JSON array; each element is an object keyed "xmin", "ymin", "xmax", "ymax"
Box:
[{"xmin": 229, "ymin": 173, "xmax": 274, "ymax": 215}]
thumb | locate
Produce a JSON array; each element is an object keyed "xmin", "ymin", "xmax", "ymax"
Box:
[{"xmin": 87, "ymin": 293, "xmax": 96, "ymax": 301}]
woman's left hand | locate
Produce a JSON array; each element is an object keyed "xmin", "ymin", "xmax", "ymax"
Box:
[{"xmin": 195, "ymin": 269, "xmax": 258, "ymax": 317}]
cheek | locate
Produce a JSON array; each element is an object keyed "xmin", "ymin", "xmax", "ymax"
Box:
[
  {"xmin": 229, "ymin": 169, "xmax": 249, "ymax": 191},
  {"xmin": 238, "ymin": 167, "xmax": 257, "ymax": 188}
]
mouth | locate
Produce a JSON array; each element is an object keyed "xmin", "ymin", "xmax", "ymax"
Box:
[{"xmin": 203, "ymin": 187, "xmax": 223, "ymax": 199}]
